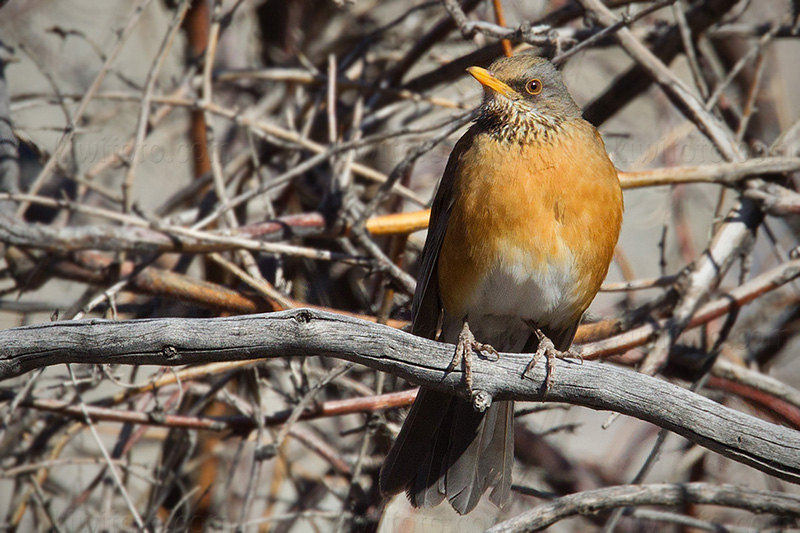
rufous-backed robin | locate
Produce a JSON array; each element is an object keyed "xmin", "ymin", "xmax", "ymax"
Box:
[{"xmin": 380, "ymin": 55, "xmax": 623, "ymax": 514}]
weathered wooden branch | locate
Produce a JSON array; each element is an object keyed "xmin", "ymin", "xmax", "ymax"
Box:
[
  {"xmin": 489, "ymin": 483, "xmax": 800, "ymax": 533},
  {"xmin": 1, "ymin": 308, "xmax": 799, "ymax": 485}
]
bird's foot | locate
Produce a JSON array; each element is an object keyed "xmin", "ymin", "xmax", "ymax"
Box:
[
  {"xmin": 523, "ymin": 328, "xmax": 580, "ymax": 392},
  {"xmin": 449, "ymin": 321, "xmax": 499, "ymax": 402}
]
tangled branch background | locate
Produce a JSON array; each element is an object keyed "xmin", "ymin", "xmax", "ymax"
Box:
[{"xmin": 1, "ymin": 0, "xmax": 800, "ymax": 531}]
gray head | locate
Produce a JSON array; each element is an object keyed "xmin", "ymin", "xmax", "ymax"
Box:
[{"xmin": 468, "ymin": 55, "xmax": 582, "ymax": 141}]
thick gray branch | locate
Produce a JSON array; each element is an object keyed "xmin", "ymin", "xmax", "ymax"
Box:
[
  {"xmin": 1, "ymin": 308, "xmax": 799, "ymax": 485},
  {"xmin": 489, "ymin": 483, "xmax": 800, "ymax": 532}
]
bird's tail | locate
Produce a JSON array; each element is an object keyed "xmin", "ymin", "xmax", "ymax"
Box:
[{"xmin": 379, "ymin": 388, "xmax": 514, "ymax": 515}]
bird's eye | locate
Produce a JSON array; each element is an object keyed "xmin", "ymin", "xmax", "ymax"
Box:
[{"xmin": 525, "ymin": 78, "xmax": 543, "ymax": 95}]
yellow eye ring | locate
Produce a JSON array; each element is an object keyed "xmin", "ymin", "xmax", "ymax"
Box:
[{"xmin": 525, "ymin": 78, "xmax": 543, "ymax": 95}]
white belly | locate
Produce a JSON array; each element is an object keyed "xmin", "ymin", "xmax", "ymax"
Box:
[{"xmin": 462, "ymin": 246, "xmax": 579, "ymax": 349}]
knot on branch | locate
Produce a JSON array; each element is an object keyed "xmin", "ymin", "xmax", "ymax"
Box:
[
  {"xmin": 472, "ymin": 390, "xmax": 492, "ymax": 412},
  {"xmin": 256, "ymin": 443, "xmax": 278, "ymax": 461},
  {"xmin": 292, "ymin": 309, "xmax": 315, "ymax": 324},
  {"xmin": 161, "ymin": 345, "xmax": 179, "ymax": 360}
]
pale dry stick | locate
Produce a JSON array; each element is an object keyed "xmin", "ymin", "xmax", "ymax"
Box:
[
  {"xmin": 705, "ymin": 17, "xmax": 788, "ymax": 112},
  {"xmin": 196, "ymin": 100, "xmax": 427, "ymax": 206},
  {"xmin": 618, "ymin": 158, "xmax": 800, "ymax": 188},
  {"xmin": 327, "ymin": 55, "xmax": 337, "ymax": 145},
  {"xmin": 29, "ymin": 477, "xmax": 66, "ymax": 533},
  {"xmin": 1, "ymin": 457, "xmax": 136, "ymax": 479},
  {"xmin": 298, "ymin": 83, "xmax": 324, "ymax": 146},
  {"xmin": 237, "ymin": 369, "xmax": 266, "ymax": 529},
  {"xmin": 337, "ymin": 92, "xmax": 364, "ymax": 197},
  {"xmin": 4, "ymin": 385, "xmax": 419, "ymax": 432},
  {"xmin": 324, "ymin": 51, "xmax": 352, "ymax": 228},
  {"xmin": 580, "ymin": 256, "xmax": 800, "ymax": 359},
  {"xmin": 672, "ymin": 1, "xmax": 708, "ymax": 99},
  {"xmin": 349, "ymin": 226, "xmax": 417, "ymax": 295},
  {"xmin": 166, "ymin": 223, "xmax": 364, "ymax": 263},
  {"xmin": 201, "ymin": 0, "xmax": 237, "ymax": 232},
  {"xmin": 16, "ymin": 0, "xmax": 155, "ymax": 217},
  {"xmin": 713, "ymin": 42, "xmax": 770, "ymax": 233},
  {"xmin": 81, "ymin": 90, "xmax": 463, "ymax": 208},
  {"xmin": 441, "ymin": 0, "xmax": 556, "ymax": 46},
  {"xmin": 0, "ymin": 194, "xmax": 362, "ymax": 261},
  {"xmin": 64, "ymin": 364, "xmax": 146, "ymax": 530},
  {"xmin": 600, "ymin": 274, "xmax": 679, "ymax": 291},
  {"xmin": 624, "ymin": 121, "xmax": 695, "ymax": 172},
  {"xmin": 83, "ymin": 83, "xmax": 192, "ymax": 190},
  {"xmin": 199, "ymin": 0, "xmax": 264, "ymax": 281},
  {"xmin": 770, "ymin": 117, "xmax": 800, "ymax": 156},
  {"xmin": 710, "ymin": 23, "xmax": 800, "ymax": 39},
  {"xmin": 639, "ymin": 194, "xmax": 759, "ymax": 376},
  {"xmin": 578, "ymin": 0, "xmax": 740, "ymax": 158},
  {"xmin": 208, "ymin": 252, "xmax": 294, "ymax": 310},
  {"xmin": 185, "ymin": 133, "xmax": 408, "ymax": 233},
  {"xmin": 70, "ymin": 278, "xmax": 130, "ymax": 321},
  {"xmin": 235, "ymin": 510, "xmax": 341, "ymax": 528},
  {"xmin": 8, "ymin": 72, "xmax": 194, "ymax": 206},
  {"xmin": 16, "ymin": 44, "xmax": 75, "ymax": 146},
  {"xmin": 360, "ymin": 108, "xmax": 476, "ymax": 220},
  {"xmin": 554, "ymin": 0, "xmax": 677, "ymax": 64},
  {"xmin": 440, "ymin": 0, "xmax": 472, "ymax": 38},
  {"xmin": 260, "ymin": 363, "xmax": 354, "ymax": 465},
  {"xmin": 334, "ymin": 370, "xmax": 384, "ymax": 533},
  {"xmin": 712, "ymin": 357, "xmax": 800, "ymax": 414},
  {"xmin": 629, "ymin": 509, "xmax": 753, "ymax": 533},
  {"xmin": 11, "ymin": 77, "xmax": 122, "ymax": 204},
  {"xmin": 2, "ymin": 192, "xmax": 152, "ymax": 226},
  {"xmin": 577, "ymin": 0, "xmax": 755, "ymax": 383},
  {"xmin": 161, "ymin": 486, "xmax": 201, "ymax": 531},
  {"xmin": 734, "ymin": 49, "xmax": 767, "ymax": 145},
  {"xmin": 745, "ymin": 180, "xmax": 800, "ymax": 216},
  {"xmin": 8, "ymin": 423, "xmax": 83, "ymax": 529},
  {"xmin": 215, "ymin": 67, "xmax": 466, "ymax": 109},
  {"xmin": 489, "ymin": 483, "xmax": 800, "ymax": 533},
  {"xmin": 122, "ymin": 0, "xmax": 191, "ymax": 214}
]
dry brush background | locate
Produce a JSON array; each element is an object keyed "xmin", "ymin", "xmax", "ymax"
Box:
[{"xmin": 1, "ymin": 0, "xmax": 800, "ymax": 531}]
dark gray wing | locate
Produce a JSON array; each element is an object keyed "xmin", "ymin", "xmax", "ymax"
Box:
[{"xmin": 411, "ymin": 127, "xmax": 478, "ymax": 339}]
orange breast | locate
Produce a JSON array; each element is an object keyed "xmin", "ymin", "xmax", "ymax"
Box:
[{"xmin": 437, "ymin": 119, "xmax": 622, "ymax": 330}]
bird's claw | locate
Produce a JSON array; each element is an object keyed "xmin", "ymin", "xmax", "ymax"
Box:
[
  {"xmin": 449, "ymin": 321, "xmax": 499, "ymax": 403},
  {"xmin": 523, "ymin": 328, "xmax": 578, "ymax": 392}
]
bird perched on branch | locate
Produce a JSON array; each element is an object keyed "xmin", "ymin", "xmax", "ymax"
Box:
[{"xmin": 379, "ymin": 54, "xmax": 623, "ymax": 514}]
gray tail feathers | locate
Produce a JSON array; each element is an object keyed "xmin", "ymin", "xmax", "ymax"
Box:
[{"xmin": 379, "ymin": 388, "xmax": 514, "ymax": 515}]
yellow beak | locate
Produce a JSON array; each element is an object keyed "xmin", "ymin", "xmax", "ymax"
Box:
[{"xmin": 466, "ymin": 66, "xmax": 517, "ymax": 98}]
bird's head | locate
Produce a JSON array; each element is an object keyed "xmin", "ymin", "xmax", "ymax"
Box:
[{"xmin": 468, "ymin": 55, "xmax": 582, "ymax": 142}]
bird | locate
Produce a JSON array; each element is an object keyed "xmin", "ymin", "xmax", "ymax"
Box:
[{"xmin": 379, "ymin": 54, "xmax": 623, "ymax": 515}]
